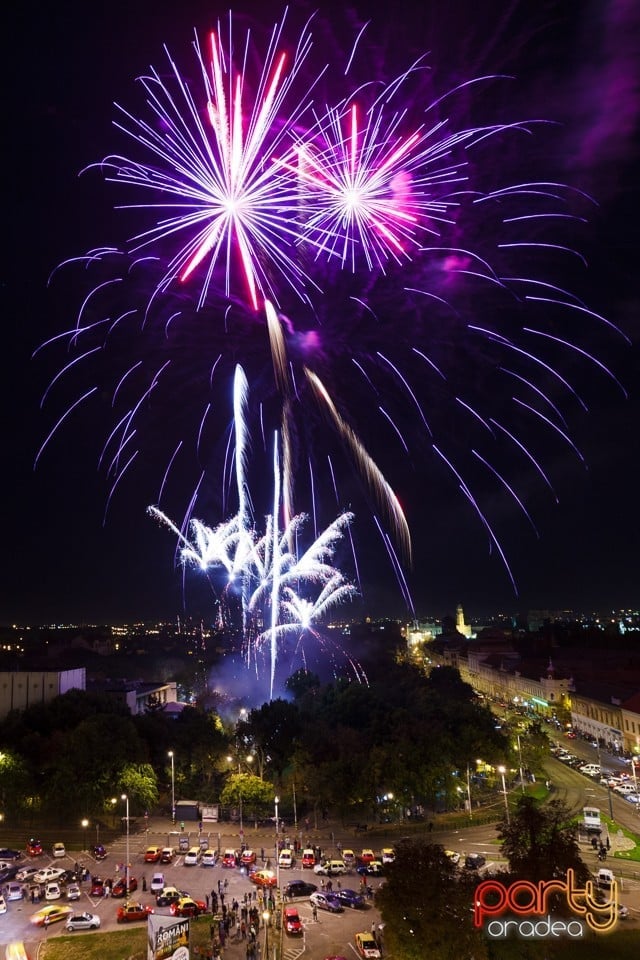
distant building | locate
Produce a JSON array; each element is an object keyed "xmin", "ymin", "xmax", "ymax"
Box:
[
  {"xmin": 102, "ymin": 679, "xmax": 179, "ymax": 715},
  {"xmin": 0, "ymin": 668, "xmax": 86, "ymax": 720}
]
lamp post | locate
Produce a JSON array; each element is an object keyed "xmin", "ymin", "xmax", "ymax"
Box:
[
  {"xmin": 466, "ymin": 765, "xmax": 473, "ymax": 819},
  {"xmin": 516, "ymin": 734, "xmax": 525, "ymax": 793},
  {"xmin": 122, "ymin": 794, "xmax": 130, "ymax": 897},
  {"xmin": 274, "ymin": 795, "xmax": 280, "ymax": 891},
  {"xmin": 632, "ymin": 756, "xmax": 639, "ymax": 814},
  {"xmin": 498, "ymin": 766, "xmax": 510, "ymax": 823},
  {"xmin": 262, "ymin": 909, "xmax": 270, "ymax": 959},
  {"xmin": 168, "ymin": 750, "xmax": 175, "ymax": 824},
  {"xmin": 81, "ymin": 818, "xmax": 89, "ymax": 851}
]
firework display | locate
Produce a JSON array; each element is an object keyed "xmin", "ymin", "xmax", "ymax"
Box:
[{"xmin": 37, "ymin": 9, "xmax": 628, "ymax": 678}]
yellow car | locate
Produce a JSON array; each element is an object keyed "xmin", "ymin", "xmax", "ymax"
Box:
[
  {"xmin": 355, "ymin": 931, "xmax": 381, "ymax": 958},
  {"xmin": 30, "ymin": 904, "xmax": 73, "ymax": 927}
]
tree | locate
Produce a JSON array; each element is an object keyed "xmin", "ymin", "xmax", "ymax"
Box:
[
  {"xmin": 220, "ymin": 772, "xmax": 275, "ymax": 822},
  {"xmin": 498, "ymin": 795, "xmax": 591, "ymax": 884},
  {"xmin": 376, "ymin": 839, "xmax": 487, "ymax": 960}
]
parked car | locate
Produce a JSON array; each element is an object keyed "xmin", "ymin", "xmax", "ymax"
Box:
[
  {"xmin": 112, "ymin": 876, "xmax": 138, "ymax": 897},
  {"xmin": 355, "ymin": 931, "xmax": 382, "ymax": 958},
  {"xmin": 144, "ymin": 846, "xmax": 162, "ymax": 863},
  {"xmin": 614, "ymin": 784, "xmax": 636, "ymax": 796},
  {"xmin": 201, "ymin": 849, "xmax": 217, "ymax": 867},
  {"xmin": 342, "ymin": 849, "xmax": 355, "ymax": 866},
  {"xmin": 464, "ymin": 854, "xmax": 486, "ymax": 870},
  {"xmin": 170, "ymin": 896, "xmax": 206, "ymax": 917},
  {"xmin": 283, "ymin": 905, "xmax": 303, "ymax": 934},
  {"xmin": 0, "ymin": 849, "xmax": 22, "ymax": 861},
  {"xmin": 249, "ymin": 869, "xmax": 277, "ymax": 887},
  {"xmin": 0, "ymin": 894, "xmax": 6, "ymax": 914},
  {"xmin": 301, "ymin": 848, "xmax": 316, "ymax": 868},
  {"xmin": 6, "ymin": 882, "xmax": 24, "ymax": 902},
  {"xmin": 92, "ymin": 844, "xmax": 107, "ymax": 860},
  {"xmin": 33, "ymin": 868, "xmax": 65, "ymax": 885},
  {"xmin": 381, "ymin": 848, "xmax": 395, "ymax": 864},
  {"xmin": 16, "ymin": 866, "xmax": 39, "ymax": 883},
  {"xmin": 222, "ymin": 849, "xmax": 238, "ymax": 867},
  {"xmin": 27, "ymin": 840, "xmax": 43, "ymax": 858},
  {"xmin": 335, "ymin": 888, "xmax": 365, "ymax": 909},
  {"xmin": 117, "ymin": 901, "xmax": 154, "ymax": 923},
  {"xmin": 445, "ymin": 850, "xmax": 461, "ymax": 865},
  {"xmin": 65, "ymin": 911, "xmax": 101, "ymax": 931},
  {"xmin": 90, "ymin": 877, "xmax": 105, "ymax": 897},
  {"xmin": 241, "ymin": 849, "xmax": 257, "ymax": 866},
  {"xmin": 45, "ymin": 882, "xmax": 62, "ymax": 901},
  {"xmin": 184, "ymin": 847, "xmax": 200, "ymax": 866},
  {"xmin": 150, "ymin": 872, "xmax": 165, "ymax": 893},
  {"xmin": 284, "ymin": 880, "xmax": 317, "ymax": 898},
  {"xmin": 29, "ymin": 904, "xmax": 73, "ymax": 927},
  {"xmin": 160, "ymin": 847, "xmax": 174, "ymax": 864},
  {"xmin": 309, "ymin": 891, "xmax": 344, "ymax": 913},
  {"xmin": 359, "ymin": 849, "xmax": 375, "ymax": 864},
  {"xmin": 66, "ymin": 883, "xmax": 81, "ymax": 901},
  {"xmin": 51, "ymin": 843, "xmax": 66, "ymax": 859}
]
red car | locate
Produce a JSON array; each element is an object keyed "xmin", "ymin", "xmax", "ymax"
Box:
[
  {"xmin": 144, "ymin": 846, "xmax": 162, "ymax": 863},
  {"xmin": 302, "ymin": 849, "xmax": 316, "ymax": 868},
  {"xmin": 222, "ymin": 849, "xmax": 237, "ymax": 868},
  {"xmin": 240, "ymin": 849, "xmax": 256, "ymax": 866},
  {"xmin": 90, "ymin": 877, "xmax": 105, "ymax": 897},
  {"xmin": 249, "ymin": 869, "xmax": 277, "ymax": 887},
  {"xmin": 111, "ymin": 876, "xmax": 138, "ymax": 898},
  {"xmin": 283, "ymin": 906, "xmax": 303, "ymax": 935},
  {"xmin": 27, "ymin": 839, "xmax": 43, "ymax": 857},
  {"xmin": 170, "ymin": 896, "xmax": 207, "ymax": 917},
  {"xmin": 116, "ymin": 902, "xmax": 153, "ymax": 923}
]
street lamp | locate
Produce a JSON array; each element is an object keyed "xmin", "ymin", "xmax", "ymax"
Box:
[
  {"xmin": 498, "ymin": 766, "xmax": 510, "ymax": 824},
  {"xmin": 466, "ymin": 765, "xmax": 473, "ymax": 820},
  {"xmin": 168, "ymin": 750, "xmax": 175, "ymax": 824},
  {"xmin": 516, "ymin": 734, "xmax": 525, "ymax": 793},
  {"xmin": 262, "ymin": 909, "xmax": 270, "ymax": 959},
  {"xmin": 274, "ymin": 795, "xmax": 280, "ymax": 891},
  {"xmin": 122, "ymin": 794, "xmax": 130, "ymax": 897},
  {"xmin": 81, "ymin": 818, "xmax": 89, "ymax": 851}
]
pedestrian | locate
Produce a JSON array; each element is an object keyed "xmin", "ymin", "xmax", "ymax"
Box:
[
  {"xmin": 206, "ymin": 894, "xmax": 210, "ymax": 911},
  {"xmin": 261, "ymin": 847, "xmax": 265, "ymax": 862},
  {"xmin": 312, "ymin": 903, "xmax": 318, "ymax": 921},
  {"xmin": 142, "ymin": 875, "xmax": 147, "ymax": 892}
]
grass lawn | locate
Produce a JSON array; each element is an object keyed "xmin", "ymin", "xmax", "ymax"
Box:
[{"xmin": 40, "ymin": 916, "xmax": 215, "ymax": 960}]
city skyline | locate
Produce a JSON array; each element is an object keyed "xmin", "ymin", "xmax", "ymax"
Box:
[{"xmin": 2, "ymin": 0, "xmax": 638, "ymax": 625}]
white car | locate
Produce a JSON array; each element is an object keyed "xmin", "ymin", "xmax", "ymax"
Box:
[
  {"xmin": 45, "ymin": 882, "xmax": 62, "ymax": 901},
  {"xmin": 278, "ymin": 849, "xmax": 294, "ymax": 868},
  {"xmin": 34, "ymin": 867, "xmax": 65, "ymax": 884},
  {"xmin": 0, "ymin": 894, "xmax": 7, "ymax": 914},
  {"xmin": 16, "ymin": 866, "xmax": 39, "ymax": 883},
  {"xmin": 150, "ymin": 872, "xmax": 165, "ymax": 893},
  {"xmin": 313, "ymin": 859, "xmax": 346, "ymax": 876},
  {"xmin": 65, "ymin": 911, "xmax": 101, "ymax": 931},
  {"xmin": 6, "ymin": 882, "xmax": 23, "ymax": 901},
  {"xmin": 184, "ymin": 847, "xmax": 200, "ymax": 866},
  {"xmin": 52, "ymin": 842, "xmax": 66, "ymax": 858},
  {"xmin": 201, "ymin": 849, "xmax": 217, "ymax": 867},
  {"xmin": 66, "ymin": 883, "xmax": 81, "ymax": 900},
  {"xmin": 614, "ymin": 783, "xmax": 636, "ymax": 796}
]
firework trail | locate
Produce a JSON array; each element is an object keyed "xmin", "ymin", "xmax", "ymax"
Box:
[
  {"xmin": 150, "ymin": 364, "xmax": 357, "ymax": 697},
  {"xmin": 39, "ymin": 8, "xmax": 629, "ymax": 622}
]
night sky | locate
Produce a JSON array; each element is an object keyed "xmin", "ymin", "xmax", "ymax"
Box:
[{"xmin": 2, "ymin": 0, "xmax": 638, "ymax": 625}]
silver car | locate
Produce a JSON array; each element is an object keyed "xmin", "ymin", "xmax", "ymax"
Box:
[{"xmin": 65, "ymin": 912, "xmax": 101, "ymax": 931}]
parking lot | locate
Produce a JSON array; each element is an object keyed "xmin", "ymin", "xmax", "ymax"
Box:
[{"xmin": 0, "ymin": 825, "xmax": 385, "ymax": 959}]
